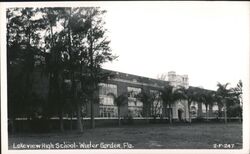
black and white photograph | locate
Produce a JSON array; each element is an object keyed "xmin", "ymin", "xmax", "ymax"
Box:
[{"xmin": 1, "ymin": 1, "xmax": 249, "ymax": 154}]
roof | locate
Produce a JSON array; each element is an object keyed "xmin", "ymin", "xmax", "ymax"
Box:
[{"xmin": 101, "ymin": 69, "xmax": 169, "ymax": 87}]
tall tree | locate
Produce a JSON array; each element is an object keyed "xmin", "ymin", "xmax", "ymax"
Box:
[
  {"xmin": 79, "ymin": 8, "xmax": 117, "ymax": 129},
  {"xmin": 7, "ymin": 7, "xmax": 117, "ymax": 132},
  {"xmin": 178, "ymin": 86, "xmax": 199, "ymax": 123},
  {"xmin": 199, "ymin": 90, "xmax": 215, "ymax": 121},
  {"xmin": 216, "ymin": 82, "xmax": 233, "ymax": 124},
  {"xmin": 41, "ymin": 8, "xmax": 71, "ymax": 132},
  {"xmin": 7, "ymin": 8, "xmax": 45, "ymax": 132},
  {"xmin": 44, "ymin": 7, "xmax": 116, "ymax": 131},
  {"xmin": 114, "ymin": 93, "xmax": 128, "ymax": 127},
  {"xmin": 233, "ymin": 80, "xmax": 243, "ymax": 105},
  {"xmin": 160, "ymin": 83, "xmax": 183, "ymax": 124},
  {"xmin": 136, "ymin": 88, "xmax": 152, "ymax": 119},
  {"xmin": 226, "ymin": 80, "xmax": 243, "ymax": 121},
  {"xmin": 136, "ymin": 88, "xmax": 162, "ymax": 122},
  {"xmin": 53, "ymin": 7, "xmax": 116, "ymax": 130}
]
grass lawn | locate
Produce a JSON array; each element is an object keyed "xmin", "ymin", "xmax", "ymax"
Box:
[{"xmin": 8, "ymin": 122, "xmax": 242, "ymax": 149}]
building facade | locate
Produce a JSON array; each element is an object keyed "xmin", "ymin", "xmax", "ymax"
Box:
[
  {"xmin": 82, "ymin": 69, "xmax": 217, "ymax": 121},
  {"xmin": 30, "ymin": 68, "xmax": 219, "ymax": 123}
]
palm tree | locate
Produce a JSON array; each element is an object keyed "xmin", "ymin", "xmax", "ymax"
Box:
[
  {"xmin": 233, "ymin": 80, "xmax": 243, "ymax": 105},
  {"xmin": 136, "ymin": 89, "xmax": 152, "ymax": 121},
  {"xmin": 216, "ymin": 82, "xmax": 232, "ymax": 124},
  {"xmin": 160, "ymin": 83, "xmax": 183, "ymax": 124},
  {"xmin": 114, "ymin": 93, "xmax": 128, "ymax": 127},
  {"xmin": 200, "ymin": 90, "xmax": 215, "ymax": 121},
  {"xmin": 136, "ymin": 89, "xmax": 161, "ymax": 123},
  {"xmin": 179, "ymin": 86, "xmax": 199, "ymax": 123},
  {"xmin": 232, "ymin": 80, "xmax": 243, "ymax": 122}
]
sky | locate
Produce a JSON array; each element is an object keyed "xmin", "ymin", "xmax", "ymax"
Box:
[
  {"xmin": 99, "ymin": 2, "xmax": 249, "ymax": 90},
  {"xmin": 2, "ymin": 2, "xmax": 249, "ymax": 91}
]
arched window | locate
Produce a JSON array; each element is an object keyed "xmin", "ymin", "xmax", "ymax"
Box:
[
  {"xmin": 99, "ymin": 83, "xmax": 118, "ymax": 117},
  {"xmin": 127, "ymin": 87, "xmax": 143, "ymax": 117}
]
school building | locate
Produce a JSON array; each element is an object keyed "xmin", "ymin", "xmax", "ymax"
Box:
[{"xmin": 31, "ymin": 67, "xmax": 218, "ymax": 123}]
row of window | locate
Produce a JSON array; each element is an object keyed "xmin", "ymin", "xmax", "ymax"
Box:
[
  {"xmin": 99, "ymin": 105, "xmax": 118, "ymax": 117},
  {"xmin": 99, "ymin": 83, "xmax": 117, "ymax": 96},
  {"xmin": 98, "ymin": 83, "xmax": 163, "ymax": 117}
]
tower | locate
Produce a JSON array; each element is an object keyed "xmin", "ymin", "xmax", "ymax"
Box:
[
  {"xmin": 167, "ymin": 71, "xmax": 190, "ymax": 121},
  {"xmin": 168, "ymin": 71, "xmax": 177, "ymax": 87},
  {"xmin": 167, "ymin": 71, "xmax": 189, "ymax": 89}
]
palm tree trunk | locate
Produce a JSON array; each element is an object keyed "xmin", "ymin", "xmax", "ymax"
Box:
[
  {"xmin": 218, "ymin": 105, "xmax": 222, "ymax": 118},
  {"xmin": 206, "ymin": 105, "xmax": 208, "ymax": 121},
  {"xmin": 76, "ymin": 102, "xmax": 83, "ymax": 132},
  {"xmin": 170, "ymin": 109, "xmax": 172, "ymax": 124},
  {"xmin": 197, "ymin": 102, "xmax": 202, "ymax": 118},
  {"xmin": 10, "ymin": 118, "xmax": 15, "ymax": 134},
  {"xmin": 169, "ymin": 104, "xmax": 172, "ymax": 124},
  {"xmin": 118, "ymin": 107, "xmax": 121, "ymax": 127},
  {"xmin": 224, "ymin": 103, "xmax": 227, "ymax": 124},
  {"xmin": 146, "ymin": 108, "xmax": 150, "ymax": 124},
  {"xmin": 70, "ymin": 112, "xmax": 73, "ymax": 131},
  {"xmin": 209, "ymin": 104, "xmax": 213, "ymax": 118},
  {"xmin": 90, "ymin": 93, "xmax": 95, "ymax": 129},
  {"xmin": 59, "ymin": 109, "xmax": 64, "ymax": 132},
  {"xmin": 188, "ymin": 102, "xmax": 192, "ymax": 123}
]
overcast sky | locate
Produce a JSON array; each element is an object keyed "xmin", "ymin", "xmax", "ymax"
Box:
[
  {"xmin": 2, "ymin": 2, "xmax": 249, "ymax": 91},
  {"xmin": 100, "ymin": 2, "xmax": 249, "ymax": 90}
]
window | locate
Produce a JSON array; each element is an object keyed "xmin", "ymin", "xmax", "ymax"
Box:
[
  {"xmin": 190, "ymin": 106, "xmax": 197, "ymax": 117},
  {"xmin": 99, "ymin": 83, "xmax": 117, "ymax": 96},
  {"xmin": 99, "ymin": 95, "xmax": 115, "ymax": 106},
  {"xmin": 100, "ymin": 105, "xmax": 118, "ymax": 117},
  {"xmin": 127, "ymin": 87, "xmax": 141, "ymax": 98},
  {"xmin": 98, "ymin": 83, "xmax": 118, "ymax": 117},
  {"xmin": 150, "ymin": 90, "xmax": 163, "ymax": 116},
  {"xmin": 127, "ymin": 87, "xmax": 143, "ymax": 117}
]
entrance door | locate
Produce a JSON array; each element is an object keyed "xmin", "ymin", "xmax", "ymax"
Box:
[{"xmin": 178, "ymin": 109, "xmax": 183, "ymax": 121}]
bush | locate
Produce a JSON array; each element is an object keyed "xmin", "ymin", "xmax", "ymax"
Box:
[{"xmin": 227, "ymin": 104, "xmax": 242, "ymax": 118}]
